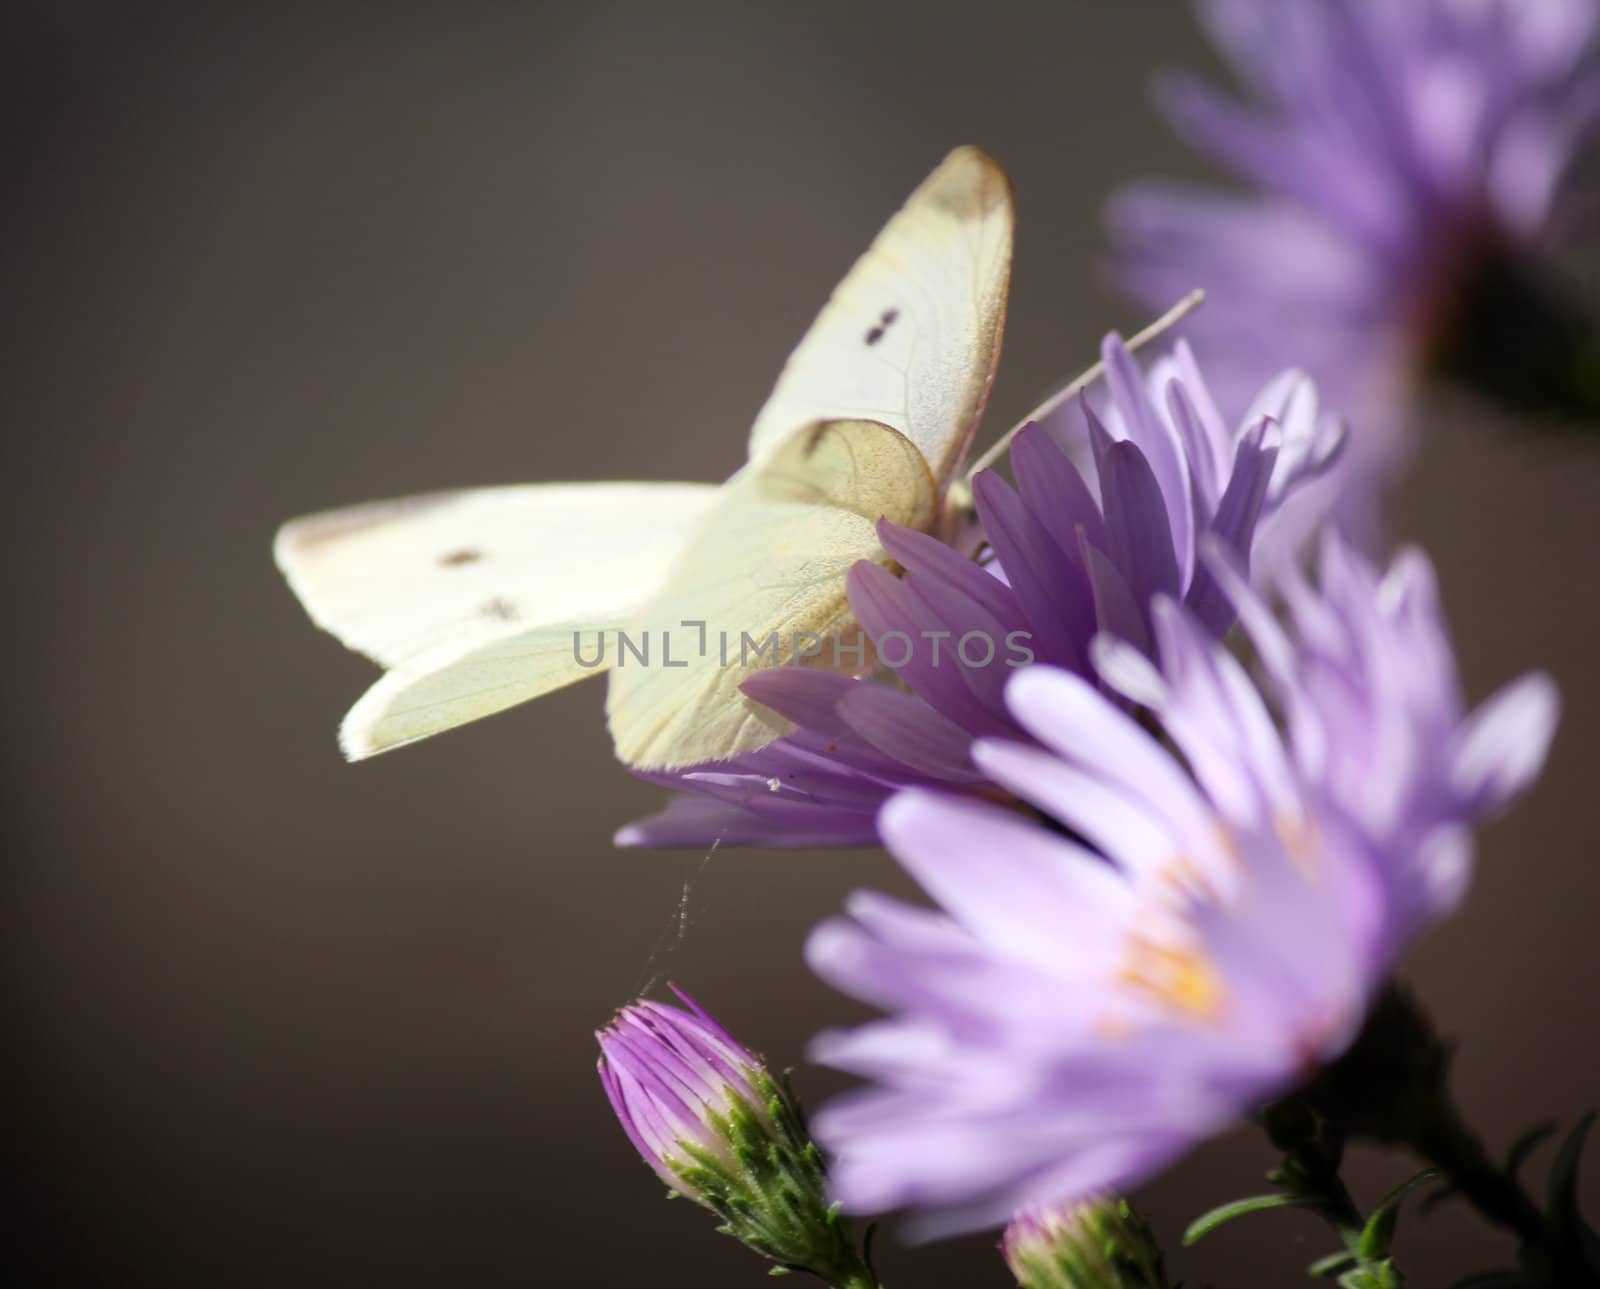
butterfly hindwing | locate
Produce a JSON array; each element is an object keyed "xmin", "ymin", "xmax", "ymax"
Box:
[
  {"xmin": 275, "ymin": 483, "xmax": 718, "ymax": 757},
  {"xmin": 606, "ymin": 419, "xmax": 937, "ymax": 770}
]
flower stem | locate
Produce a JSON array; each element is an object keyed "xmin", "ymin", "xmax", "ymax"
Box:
[
  {"xmin": 1258, "ymin": 1098, "xmax": 1411, "ymax": 1285},
  {"xmin": 1302, "ymin": 983, "xmax": 1543, "ymax": 1243},
  {"xmin": 813, "ymin": 1248, "xmax": 881, "ymax": 1289},
  {"xmin": 1402, "ymin": 1075, "xmax": 1544, "ymax": 1244},
  {"xmin": 1290, "ymin": 976, "xmax": 1600, "ymax": 1289}
]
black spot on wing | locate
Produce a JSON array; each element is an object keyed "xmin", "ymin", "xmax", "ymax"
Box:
[
  {"xmin": 440, "ymin": 548, "xmax": 484, "ymax": 567},
  {"xmin": 864, "ymin": 306, "xmax": 900, "ymax": 347}
]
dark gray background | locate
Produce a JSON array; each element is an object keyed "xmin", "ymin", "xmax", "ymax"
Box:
[{"xmin": 7, "ymin": 3, "xmax": 1597, "ymax": 1285}]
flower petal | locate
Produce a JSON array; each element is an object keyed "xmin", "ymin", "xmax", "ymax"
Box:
[{"xmin": 1450, "ymin": 671, "xmax": 1561, "ymax": 816}]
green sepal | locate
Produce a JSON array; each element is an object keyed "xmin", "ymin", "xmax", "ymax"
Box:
[
  {"xmin": 662, "ymin": 1068, "xmax": 875, "ymax": 1287},
  {"xmin": 1358, "ymin": 1169, "xmax": 1439, "ymax": 1260},
  {"xmin": 1183, "ymin": 1192, "xmax": 1308, "ymax": 1245}
]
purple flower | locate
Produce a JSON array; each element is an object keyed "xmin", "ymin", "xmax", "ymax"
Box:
[
  {"xmin": 598, "ymin": 988, "xmax": 877, "ymax": 1280},
  {"xmin": 1002, "ymin": 1197, "xmax": 1167, "ymax": 1289},
  {"xmin": 1194, "ymin": 531, "xmax": 1562, "ymax": 932},
  {"xmin": 597, "ymin": 986, "xmax": 773, "ymax": 1201},
  {"xmin": 802, "ymin": 538, "xmax": 1558, "ymax": 1235},
  {"xmin": 1111, "ymin": 0, "xmax": 1600, "ymax": 539},
  {"xmin": 617, "ymin": 337, "xmax": 1338, "ymax": 850}
]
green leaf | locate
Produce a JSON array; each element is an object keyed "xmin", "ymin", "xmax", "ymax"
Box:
[
  {"xmin": 1309, "ymin": 1250, "xmax": 1359, "ymax": 1277},
  {"xmin": 1183, "ymin": 1192, "xmax": 1309, "ymax": 1245},
  {"xmin": 1359, "ymin": 1169, "xmax": 1440, "ymax": 1260},
  {"xmin": 1546, "ymin": 1112, "xmax": 1595, "ymax": 1238}
]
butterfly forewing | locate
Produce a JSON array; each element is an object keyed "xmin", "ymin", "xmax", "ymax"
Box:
[{"xmin": 745, "ymin": 146, "xmax": 1013, "ymax": 489}]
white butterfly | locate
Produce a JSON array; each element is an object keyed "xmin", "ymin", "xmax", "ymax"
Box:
[{"xmin": 276, "ymin": 147, "xmax": 1013, "ymax": 769}]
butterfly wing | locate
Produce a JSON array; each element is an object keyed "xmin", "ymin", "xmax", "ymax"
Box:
[
  {"xmin": 275, "ymin": 483, "xmax": 718, "ymax": 757},
  {"xmin": 280, "ymin": 148, "xmax": 1011, "ymax": 766},
  {"xmin": 745, "ymin": 145, "xmax": 1013, "ymax": 489},
  {"xmin": 606, "ymin": 419, "xmax": 937, "ymax": 770}
]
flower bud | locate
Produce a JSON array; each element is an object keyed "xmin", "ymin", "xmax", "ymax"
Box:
[
  {"xmin": 1002, "ymin": 1197, "xmax": 1167, "ymax": 1289},
  {"xmin": 598, "ymin": 986, "xmax": 875, "ymax": 1287}
]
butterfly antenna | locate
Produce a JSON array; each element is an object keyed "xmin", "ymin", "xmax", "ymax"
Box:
[{"xmin": 957, "ymin": 289, "xmax": 1206, "ymax": 495}]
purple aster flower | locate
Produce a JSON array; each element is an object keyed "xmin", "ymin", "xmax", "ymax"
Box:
[
  {"xmin": 1002, "ymin": 1197, "xmax": 1167, "ymax": 1289},
  {"xmin": 618, "ymin": 336, "xmax": 1340, "ymax": 850},
  {"xmin": 598, "ymin": 986, "xmax": 773, "ymax": 1201},
  {"xmin": 1192, "ymin": 531, "xmax": 1562, "ymax": 932},
  {"xmin": 1111, "ymin": 0, "xmax": 1600, "ymax": 540},
  {"xmin": 598, "ymin": 987, "xmax": 877, "ymax": 1282},
  {"xmin": 802, "ymin": 537, "xmax": 1558, "ymax": 1236}
]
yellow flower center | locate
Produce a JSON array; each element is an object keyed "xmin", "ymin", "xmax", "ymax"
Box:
[{"xmin": 1116, "ymin": 933, "xmax": 1225, "ymax": 1021}]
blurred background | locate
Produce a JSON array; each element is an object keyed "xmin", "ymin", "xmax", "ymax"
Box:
[{"xmin": 6, "ymin": 3, "xmax": 1597, "ymax": 1285}]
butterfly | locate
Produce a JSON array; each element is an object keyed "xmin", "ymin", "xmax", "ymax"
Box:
[{"xmin": 275, "ymin": 146, "xmax": 1013, "ymax": 770}]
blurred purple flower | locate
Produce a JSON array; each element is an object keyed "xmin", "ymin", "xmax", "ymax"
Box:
[
  {"xmin": 1111, "ymin": 0, "xmax": 1600, "ymax": 540},
  {"xmin": 1002, "ymin": 1196, "xmax": 1167, "ymax": 1289},
  {"xmin": 618, "ymin": 337, "xmax": 1339, "ymax": 850},
  {"xmin": 803, "ymin": 538, "xmax": 1558, "ymax": 1235},
  {"xmin": 1203, "ymin": 531, "xmax": 1562, "ymax": 931}
]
